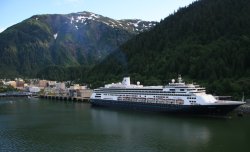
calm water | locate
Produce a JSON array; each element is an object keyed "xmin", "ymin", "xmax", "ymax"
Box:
[{"xmin": 0, "ymin": 98, "xmax": 249, "ymax": 152}]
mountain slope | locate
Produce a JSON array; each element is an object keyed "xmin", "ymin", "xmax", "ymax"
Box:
[
  {"xmin": 89, "ymin": 0, "xmax": 250, "ymax": 98},
  {"xmin": 0, "ymin": 11, "xmax": 157, "ymax": 77}
]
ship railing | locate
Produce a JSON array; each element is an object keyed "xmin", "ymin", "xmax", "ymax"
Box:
[{"xmin": 117, "ymin": 96, "xmax": 184, "ymax": 105}]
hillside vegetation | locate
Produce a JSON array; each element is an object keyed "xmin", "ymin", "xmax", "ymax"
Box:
[
  {"xmin": 88, "ymin": 0, "xmax": 250, "ymax": 99},
  {"xmin": 0, "ymin": 12, "xmax": 156, "ymax": 78}
]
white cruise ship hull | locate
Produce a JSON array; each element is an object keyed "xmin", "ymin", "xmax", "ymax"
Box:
[
  {"xmin": 90, "ymin": 99, "xmax": 243, "ymax": 115},
  {"xmin": 90, "ymin": 76, "xmax": 245, "ymax": 116}
]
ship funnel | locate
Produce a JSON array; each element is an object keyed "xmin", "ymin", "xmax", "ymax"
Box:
[
  {"xmin": 178, "ymin": 75, "xmax": 182, "ymax": 83},
  {"xmin": 122, "ymin": 77, "xmax": 130, "ymax": 86}
]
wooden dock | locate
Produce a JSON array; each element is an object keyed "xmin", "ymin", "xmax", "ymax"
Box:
[{"xmin": 39, "ymin": 95, "xmax": 89, "ymax": 102}]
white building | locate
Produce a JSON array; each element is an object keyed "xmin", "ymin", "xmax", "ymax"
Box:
[{"xmin": 29, "ymin": 86, "xmax": 40, "ymax": 93}]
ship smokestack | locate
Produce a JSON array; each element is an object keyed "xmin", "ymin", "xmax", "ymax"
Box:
[{"xmin": 122, "ymin": 77, "xmax": 130, "ymax": 86}]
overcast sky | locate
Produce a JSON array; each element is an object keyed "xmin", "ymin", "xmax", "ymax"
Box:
[{"xmin": 0, "ymin": 0, "xmax": 196, "ymax": 32}]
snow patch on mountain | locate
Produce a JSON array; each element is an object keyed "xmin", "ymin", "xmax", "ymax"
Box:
[{"xmin": 67, "ymin": 11, "xmax": 157, "ymax": 33}]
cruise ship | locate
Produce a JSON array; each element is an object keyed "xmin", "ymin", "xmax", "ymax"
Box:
[{"xmin": 90, "ymin": 76, "xmax": 245, "ymax": 115}]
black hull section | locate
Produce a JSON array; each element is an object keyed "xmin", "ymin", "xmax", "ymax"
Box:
[{"xmin": 90, "ymin": 99, "xmax": 242, "ymax": 115}]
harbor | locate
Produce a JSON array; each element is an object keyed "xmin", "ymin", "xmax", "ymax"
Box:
[
  {"xmin": 1, "ymin": 0, "xmax": 250, "ymax": 151},
  {"xmin": 0, "ymin": 78, "xmax": 93, "ymax": 102}
]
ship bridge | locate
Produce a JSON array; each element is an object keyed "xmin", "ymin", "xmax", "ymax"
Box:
[{"xmin": 163, "ymin": 75, "xmax": 206, "ymax": 94}]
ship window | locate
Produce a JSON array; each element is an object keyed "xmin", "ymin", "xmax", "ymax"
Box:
[{"xmin": 180, "ymin": 89, "xmax": 184, "ymax": 91}]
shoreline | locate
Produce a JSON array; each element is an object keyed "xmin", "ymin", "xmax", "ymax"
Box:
[
  {"xmin": 235, "ymin": 102, "xmax": 250, "ymax": 114},
  {"xmin": 1, "ymin": 95, "xmax": 249, "ymax": 115}
]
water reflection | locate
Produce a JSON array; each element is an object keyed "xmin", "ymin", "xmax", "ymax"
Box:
[
  {"xmin": 90, "ymin": 107, "xmax": 212, "ymax": 151},
  {"xmin": 0, "ymin": 98, "xmax": 249, "ymax": 152}
]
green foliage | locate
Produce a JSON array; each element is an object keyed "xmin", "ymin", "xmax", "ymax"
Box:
[
  {"xmin": 37, "ymin": 65, "xmax": 90, "ymax": 83},
  {"xmin": 0, "ymin": 13, "xmax": 141, "ymax": 78},
  {"xmin": 88, "ymin": 0, "xmax": 250, "ymax": 99},
  {"xmin": 0, "ymin": 83, "xmax": 17, "ymax": 93}
]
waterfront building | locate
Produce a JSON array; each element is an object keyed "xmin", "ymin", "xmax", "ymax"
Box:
[
  {"xmin": 39, "ymin": 80, "xmax": 48, "ymax": 88},
  {"xmin": 6, "ymin": 81, "xmax": 16, "ymax": 88},
  {"xmin": 16, "ymin": 80, "xmax": 25, "ymax": 89}
]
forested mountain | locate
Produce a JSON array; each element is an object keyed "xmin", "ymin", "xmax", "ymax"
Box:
[
  {"xmin": 0, "ymin": 11, "xmax": 156, "ymax": 78},
  {"xmin": 89, "ymin": 0, "xmax": 250, "ymax": 98}
]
